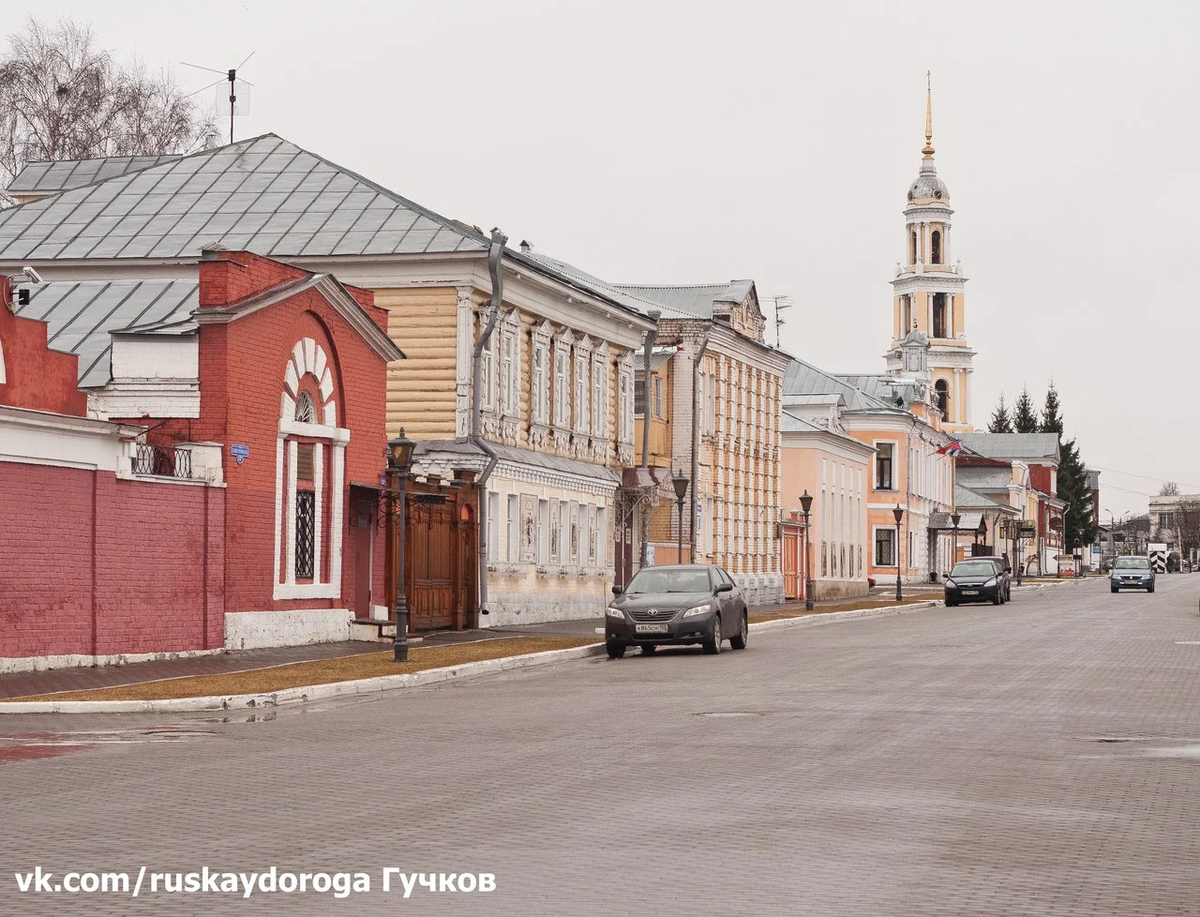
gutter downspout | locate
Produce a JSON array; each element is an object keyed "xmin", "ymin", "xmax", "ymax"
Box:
[
  {"xmin": 638, "ymin": 311, "xmax": 660, "ymax": 569},
  {"xmin": 690, "ymin": 333, "xmax": 710, "ymax": 564},
  {"xmin": 471, "ymin": 228, "xmax": 507, "ymax": 619}
]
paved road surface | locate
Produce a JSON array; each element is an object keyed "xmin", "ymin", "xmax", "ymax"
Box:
[{"xmin": 3, "ymin": 576, "xmax": 1200, "ymax": 916}]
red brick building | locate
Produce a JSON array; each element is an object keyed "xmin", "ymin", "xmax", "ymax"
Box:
[{"xmin": 0, "ymin": 251, "xmax": 402, "ymax": 672}]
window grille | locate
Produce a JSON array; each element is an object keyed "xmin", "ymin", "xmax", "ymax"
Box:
[{"xmin": 295, "ymin": 491, "xmax": 316, "ymax": 579}]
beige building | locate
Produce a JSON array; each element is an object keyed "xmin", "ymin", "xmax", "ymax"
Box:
[{"xmin": 526, "ymin": 259, "xmax": 791, "ymax": 604}]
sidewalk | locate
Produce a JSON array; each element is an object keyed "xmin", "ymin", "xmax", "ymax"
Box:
[{"xmin": 0, "ymin": 592, "xmax": 953, "ymax": 711}]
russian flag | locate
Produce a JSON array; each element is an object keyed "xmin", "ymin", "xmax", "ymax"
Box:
[{"xmin": 936, "ymin": 437, "xmax": 963, "ymax": 456}]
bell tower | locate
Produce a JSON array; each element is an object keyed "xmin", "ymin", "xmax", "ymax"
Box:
[{"xmin": 886, "ymin": 73, "xmax": 975, "ymax": 433}]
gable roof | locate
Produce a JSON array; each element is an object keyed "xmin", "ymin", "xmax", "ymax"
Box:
[
  {"xmin": 14, "ymin": 280, "xmax": 198, "ymax": 387},
  {"xmin": 521, "ymin": 252, "xmax": 696, "ymax": 319},
  {"xmin": 954, "ymin": 484, "xmax": 1009, "ymax": 510},
  {"xmin": 8, "ymin": 154, "xmax": 183, "ymax": 196},
  {"xmin": 961, "ymin": 432, "xmax": 1060, "ymax": 463},
  {"xmin": 956, "ymin": 466, "xmax": 1016, "ymax": 490},
  {"xmin": 0, "ymin": 133, "xmax": 488, "ymax": 262}
]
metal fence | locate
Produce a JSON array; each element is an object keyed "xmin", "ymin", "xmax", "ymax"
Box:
[{"xmin": 131, "ymin": 443, "xmax": 193, "ymax": 479}]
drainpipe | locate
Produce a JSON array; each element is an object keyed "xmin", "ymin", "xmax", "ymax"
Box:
[
  {"xmin": 471, "ymin": 228, "xmax": 507, "ymax": 619},
  {"xmin": 690, "ymin": 333, "xmax": 710, "ymax": 563},
  {"xmin": 638, "ymin": 312, "xmax": 659, "ymax": 569}
]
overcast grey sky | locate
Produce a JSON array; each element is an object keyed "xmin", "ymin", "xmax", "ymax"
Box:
[{"xmin": 7, "ymin": 0, "xmax": 1198, "ymax": 518}]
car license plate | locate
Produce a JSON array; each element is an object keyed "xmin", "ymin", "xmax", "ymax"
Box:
[
  {"xmin": 961, "ymin": 590, "xmax": 979, "ymax": 596},
  {"xmin": 635, "ymin": 624, "xmax": 669, "ymax": 634},
  {"xmin": 1123, "ymin": 578, "xmax": 1138, "ymax": 584}
]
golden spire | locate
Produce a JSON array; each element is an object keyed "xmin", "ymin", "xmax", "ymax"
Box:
[{"xmin": 922, "ymin": 71, "xmax": 935, "ymax": 159}]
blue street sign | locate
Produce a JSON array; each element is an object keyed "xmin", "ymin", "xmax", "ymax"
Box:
[{"xmin": 231, "ymin": 443, "xmax": 250, "ymax": 465}]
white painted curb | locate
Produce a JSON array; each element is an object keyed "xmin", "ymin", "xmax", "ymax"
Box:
[
  {"xmin": 0, "ymin": 643, "xmax": 606, "ymax": 715},
  {"xmin": 749, "ymin": 599, "xmax": 940, "ymax": 634},
  {"xmin": 0, "ymin": 598, "xmax": 948, "ymax": 715}
]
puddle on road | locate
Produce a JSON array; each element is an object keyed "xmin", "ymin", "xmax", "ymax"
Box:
[
  {"xmin": 0, "ymin": 725, "xmax": 218, "ymax": 764},
  {"xmin": 694, "ymin": 712, "xmax": 765, "ymax": 718}
]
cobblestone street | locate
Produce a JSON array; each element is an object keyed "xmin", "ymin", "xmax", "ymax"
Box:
[{"xmin": 3, "ymin": 577, "xmax": 1200, "ymax": 916}]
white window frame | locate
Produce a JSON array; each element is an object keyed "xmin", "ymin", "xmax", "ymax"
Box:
[
  {"xmin": 506, "ymin": 494, "xmax": 519, "ymax": 563},
  {"xmin": 531, "ymin": 321, "xmax": 551, "ymax": 426},
  {"xmin": 480, "ymin": 320, "xmax": 497, "ymax": 412},
  {"xmin": 552, "ymin": 331, "xmax": 572, "ymax": 430},
  {"xmin": 591, "ymin": 343, "xmax": 608, "ymax": 440},
  {"xmin": 874, "ymin": 525, "xmax": 897, "ymax": 567},
  {"xmin": 574, "ymin": 337, "xmax": 592, "ymax": 436}
]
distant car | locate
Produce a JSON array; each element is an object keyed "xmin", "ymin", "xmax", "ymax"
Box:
[
  {"xmin": 606, "ymin": 565, "xmax": 748, "ymax": 658},
  {"xmin": 944, "ymin": 558, "xmax": 1007, "ymax": 606},
  {"xmin": 968, "ymin": 555, "xmax": 1012, "ymax": 601},
  {"xmin": 1110, "ymin": 556, "xmax": 1155, "ymax": 593}
]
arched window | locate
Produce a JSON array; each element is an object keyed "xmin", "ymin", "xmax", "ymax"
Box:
[
  {"xmin": 900, "ymin": 295, "xmax": 911, "ymax": 334},
  {"xmin": 935, "ymin": 379, "xmax": 950, "ymax": 418},
  {"xmin": 294, "ymin": 391, "xmax": 316, "ymax": 423},
  {"xmin": 931, "ymin": 229, "xmax": 942, "ymax": 264},
  {"xmin": 910, "ymin": 231, "xmax": 917, "ymax": 263}
]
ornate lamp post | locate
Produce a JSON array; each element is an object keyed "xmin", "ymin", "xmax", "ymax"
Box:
[
  {"xmin": 893, "ymin": 504, "xmax": 904, "ymax": 601},
  {"xmin": 388, "ymin": 429, "xmax": 416, "ymax": 662},
  {"xmin": 672, "ymin": 470, "xmax": 690, "ymax": 564},
  {"xmin": 1073, "ymin": 540, "xmax": 1083, "ymax": 577},
  {"xmin": 799, "ymin": 490, "xmax": 814, "ymax": 610},
  {"xmin": 950, "ymin": 512, "xmax": 961, "ymax": 574}
]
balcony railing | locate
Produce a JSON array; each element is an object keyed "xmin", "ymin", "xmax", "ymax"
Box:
[{"xmin": 131, "ymin": 443, "xmax": 194, "ymax": 479}]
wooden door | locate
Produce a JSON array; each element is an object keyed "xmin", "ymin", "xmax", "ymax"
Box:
[
  {"xmin": 402, "ymin": 479, "xmax": 479, "ymax": 633},
  {"xmin": 783, "ymin": 529, "xmax": 800, "ymax": 599}
]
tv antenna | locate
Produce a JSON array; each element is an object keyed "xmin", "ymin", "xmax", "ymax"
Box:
[
  {"xmin": 764, "ymin": 294, "xmax": 794, "ymax": 349},
  {"xmin": 182, "ymin": 52, "xmax": 255, "ymax": 145}
]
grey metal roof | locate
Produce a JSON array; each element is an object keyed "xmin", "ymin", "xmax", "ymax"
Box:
[
  {"xmin": 781, "ymin": 360, "xmax": 899, "ymax": 413},
  {"xmin": 613, "ymin": 280, "xmax": 756, "ymax": 320},
  {"xmin": 955, "ymin": 483, "xmax": 1007, "ymax": 509},
  {"xmin": 781, "ymin": 412, "xmax": 824, "ymax": 434},
  {"xmin": 523, "ymin": 253, "xmax": 694, "ymax": 319},
  {"xmin": 15, "ymin": 280, "xmax": 198, "ymax": 387},
  {"xmin": 647, "ymin": 351, "xmax": 674, "ymax": 371},
  {"xmin": 930, "ymin": 511, "xmax": 983, "ymax": 532},
  {"xmin": 8, "ymin": 154, "xmax": 183, "ymax": 194},
  {"xmin": 960, "ymin": 432, "xmax": 1060, "ymax": 462},
  {"xmin": 956, "ymin": 466, "xmax": 1016, "ymax": 490},
  {"xmin": 414, "ymin": 438, "xmax": 620, "ymax": 483},
  {"xmin": 0, "ymin": 133, "xmax": 488, "ymax": 262}
]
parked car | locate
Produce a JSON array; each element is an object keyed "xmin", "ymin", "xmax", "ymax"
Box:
[
  {"xmin": 944, "ymin": 558, "xmax": 1007, "ymax": 606},
  {"xmin": 1110, "ymin": 556, "xmax": 1155, "ymax": 593},
  {"xmin": 606, "ymin": 565, "xmax": 748, "ymax": 658},
  {"xmin": 968, "ymin": 555, "xmax": 1012, "ymax": 601}
]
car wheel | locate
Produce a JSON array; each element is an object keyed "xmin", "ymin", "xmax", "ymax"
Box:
[
  {"xmin": 945, "ymin": 598, "xmax": 958, "ymax": 607},
  {"xmin": 606, "ymin": 640, "xmax": 626, "ymax": 659},
  {"xmin": 641, "ymin": 643, "xmax": 658, "ymax": 655},
  {"xmin": 1147, "ymin": 585, "xmax": 1155, "ymax": 593},
  {"xmin": 702, "ymin": 615, "xmax": 722, "ymax": 655},
  {"xmin": 991, "ymin": 592, "xmax": 1002, "ymax": 606},
  {"xmin": 730, "ymin": 612, "xmax": 749, "ymax": 650},
  {"xmin": 1111, "ymin": 586, "xmax": 1119, "ymax": 593}
]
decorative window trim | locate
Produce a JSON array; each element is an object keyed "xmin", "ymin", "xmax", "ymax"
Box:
[
  {"xmin": 552, "ymin": 329, "xmax": 573, "ymax": 451},
  {"xmin": 573, "ymin": 335, "xmax": 593, "ymax": 456},
  {"xmin": 530, "ymin": 320, "xmax": 552, "ymax": 446},
  {"xmin": 590, "ymin": 341, "xmax": 609, "ymax": 460},
  {"xmin": 617, "ymin": 352, "xmax": 635, "ymax": 464}
]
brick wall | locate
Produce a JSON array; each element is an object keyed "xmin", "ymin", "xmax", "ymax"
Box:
[
  {"xmin": 0, "ymin": 462, "xmax": 225, "ymax": 662},
  {"xmin": 0, "ymin": 301, "xmax": 88, "ymax": 415}
]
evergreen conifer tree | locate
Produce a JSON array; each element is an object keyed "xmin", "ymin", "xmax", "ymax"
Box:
[
  {"xmin": 1013, "ymin": 387, "xmax": 1039, "ymax": 433},
  {"xmin": 988, "ymin": 393, "xmax": 1014, "ymax": 433},
  {"xmin": 1039, "ymin": 381, "xmax": 1063, "ymax": 434}
]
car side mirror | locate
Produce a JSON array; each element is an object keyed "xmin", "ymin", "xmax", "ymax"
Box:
[
  {"xmin": 716, "ymin": 582, "xmax": 733, "ymax": 593},
  {"xmin": 611, "ymin": 585, "xmax": 623, "ymax": 596}
]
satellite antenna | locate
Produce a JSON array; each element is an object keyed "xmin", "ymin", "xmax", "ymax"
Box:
[
  {"xmin": 182, "ymin": 53, "xmax": 255, "ymax": 144},
  {"xmin": 764, "ymin": 295, "xmax": 794, "ymax": 349}
]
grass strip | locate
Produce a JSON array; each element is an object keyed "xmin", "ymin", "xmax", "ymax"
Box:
[
  {"xmin": 749, "ymin": 593, "xmax": 943, "ymax": 624},
  {"xmin": 3, "ymin": 636, "xmax": 599, "ymax": 703}
]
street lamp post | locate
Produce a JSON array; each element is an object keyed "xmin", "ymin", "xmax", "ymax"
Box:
[
  {"xmin": 388, "ymin": 429, "xmax": 416, "ymax": 662},
  {"xmin": 893, "ymin": 504, "xmax": 904, "ymax": 601},
  {"xmin": 950, "ymin": 512, "xmax": 961, "ymax": 574},
  {"xmin": 800, "ymin": 490, "xmax": 814, "ymax": 611},
  {"xmin": 1073, "ymin": 540, "xmax": 1083, "ymax": 577},
  {"xmin": 672, "ymin": 470, "xmax": 690, "ymax": 564}
]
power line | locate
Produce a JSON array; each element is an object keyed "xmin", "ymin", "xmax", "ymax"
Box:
[{"xmin": 1089, "ymin": 464, "xmax": 1200, "ymax": 492}]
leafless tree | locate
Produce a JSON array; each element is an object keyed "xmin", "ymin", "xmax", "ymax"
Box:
[
  {"xmin": 1159, "ymin": 480, "xmax": 1180, "ymax": 497},
  {"xmin": 0, "ymin": 18, "xmax": 212, "ymax": 201}
]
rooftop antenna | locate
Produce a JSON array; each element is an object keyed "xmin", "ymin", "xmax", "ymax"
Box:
[
  {"xmin": 182, "ymin": 52, "xmax": 255, "ymax": 144},
  {"xmin": 765, "ymin": 295, "xmax": 794, "ymax": 349}
]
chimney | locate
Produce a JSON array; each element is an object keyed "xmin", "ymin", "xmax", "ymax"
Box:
[{"xmin": 519, "ymin": 239, "xmax": 532, "ymax": 253}]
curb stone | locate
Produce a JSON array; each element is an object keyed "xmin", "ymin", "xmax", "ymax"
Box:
[{"xmin": 0, "ymin": 598, "xmax": 948, "ymax": 715}]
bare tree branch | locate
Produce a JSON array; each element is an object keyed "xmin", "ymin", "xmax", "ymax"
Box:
[{"xmin": 0, "ymin": 17, "xmax": 214, "ymax": 203}]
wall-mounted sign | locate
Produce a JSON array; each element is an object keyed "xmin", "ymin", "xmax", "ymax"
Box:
[
  {"xmin": 230, "ymin": 443, "xmax": 250, "ymax": 465},
  {"xmin": 1019, "ymin": 526, "xmax": 1037, "ymax": 539}
]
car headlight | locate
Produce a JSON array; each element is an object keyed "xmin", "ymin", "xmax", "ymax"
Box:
[
  {"xmin": 945, "ymin": 579, "xmax": 957, "ymax": 588},
  {"xmin": 984, "ymin": 577, "xmax": 997, "ymax": 587},
  {"xmin": 682, "ymin": 603, "xmax": 713, "ymax": 618},
  {"xmin": 606, "ymin": 605, "xmax": 625, "ymax": 619}
]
